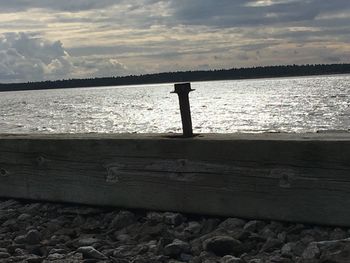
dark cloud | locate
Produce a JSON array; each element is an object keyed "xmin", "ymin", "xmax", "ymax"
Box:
[
  {"xmin": 0, "ymin": 0, "xmax": 119, "ymax": 12},
  {"xmin": 0, "ymin": 0, "xmax": 349, "ymax": 82},
  {"xmin": 167, "ymin": 0, "xmax": 350, "ymax": 27}
]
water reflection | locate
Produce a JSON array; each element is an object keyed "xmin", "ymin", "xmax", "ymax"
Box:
[{"xmin": 0, "ymin": 75, "xmax": 349, "ymax": 134}]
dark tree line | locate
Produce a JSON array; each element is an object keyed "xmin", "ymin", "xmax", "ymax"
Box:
[{"xmin": 1, "ymin": 63, "xmax": 350, "ymax": 92}]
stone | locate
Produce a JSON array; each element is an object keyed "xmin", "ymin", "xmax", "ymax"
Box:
[
  {"xmin": 203, "ymin": 236, "xmax": 242, "ymax": 256},
  {"xmin": 300, "ymin": 238, "xmax": 350, "ymax": 263},
  {"xmin": 49, "ymin": 248, "xmax": 67, "ymax": 254},
  {"xmin": 26, "ymin": 255, "xmax": 44, "ymax": 263},
  {"xmin": 26, "ymin": 229, "xmax": 42, "ymax": 245},
  {"xmin": 77, "ymin": 246, "xmax": 107, "ymax": 260},
  {"xmin": 164, "ymin": 239, "xmax": 190, "ymax": 256},
  {"xmin": 184, "ymin": 221, "xmax": 202, "ymax": 235},
  {"xmin": 180, "ymin": 253, "xmax": 193, "ymax": 262},
  {"xmin": 219, "ymin": 218, "xmax": 246, "ymax": 230},
  {"xmin": 111, "ymin": 211, "xmax": 136, "ymax": 230},
  {"xmin": 164, "ymin": 212, "xmax": 185, "ymax": 226},
  {"xmin": 0, "ymin": 252, "xmax": 10, "ymax": 258},
  {"xmin": 260, "ymin": 238, "xmax": 283, "ymax": 252},
  {"xmin": 18, "ymin": 213, "xmax": 31, "ymax": 221},
  {"xmin": 47, "ymin": 253, "xmax": 66, "ymax": 260},
  {"xmin": 301, "ymin": 242, "xmax": 320, "ymax": 260},
  {"xmin": 77, "ymin": 237, "xmax": 100, "ymax": 247},
  {"xmin": 221, "ymin": 255, "xmax": 243, "ymax": 263},
  {"xmin": 243, "ymin": 221, "xmax": 266, "ymax": 233},
  {"xmin": 147, "ymin": 212, "xmax": 164, "ymax": 224},
  {"xmin": 330, "ymin": 228, "xmax": 348, "ymax": 240},
  {"xmin": 115, "ymin": 233, "xmax": 131, "ymax": 242},
  {"xmin": 14, "ymin": 235, "xmax": 27, "ymax": 244}
]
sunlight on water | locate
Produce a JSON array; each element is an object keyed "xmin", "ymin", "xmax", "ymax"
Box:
[{"xmin": 0, "ymin": 74, "xmax": 349, "ymax": 134}]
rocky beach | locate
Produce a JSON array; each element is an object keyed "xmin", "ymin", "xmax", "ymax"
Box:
[{"xmin": 0, "ymin": 198, "xmax": 349, "ymax": 263}]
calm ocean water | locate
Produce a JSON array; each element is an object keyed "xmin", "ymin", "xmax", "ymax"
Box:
[{"xmin": 1, "ymin": 74, "xmax": 349, "ymax": 134}]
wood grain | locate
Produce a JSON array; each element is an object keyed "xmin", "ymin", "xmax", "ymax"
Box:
[{"xmin": 1, "ymin": 133, "xmax": 350, "ymax": 226}]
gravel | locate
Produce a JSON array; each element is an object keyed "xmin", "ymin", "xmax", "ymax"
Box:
[{"xmin": 1, "ymin": 198, "xmax": 350, "ymax": 262}]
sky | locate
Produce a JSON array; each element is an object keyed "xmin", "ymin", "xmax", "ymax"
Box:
[{"xmin": 0, "ymin": 0, "xmax": 349, "ymax": 83}]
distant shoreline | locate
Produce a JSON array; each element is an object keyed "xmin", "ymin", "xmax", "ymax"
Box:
[{"xmin": 0, "ymin": 63, "xmax": 349, "ymax": 92}]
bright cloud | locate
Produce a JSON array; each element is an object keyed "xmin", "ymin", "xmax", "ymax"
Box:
[{"xmin": 0, "ymin": 0, "xmax": 349, "ymax": 82}]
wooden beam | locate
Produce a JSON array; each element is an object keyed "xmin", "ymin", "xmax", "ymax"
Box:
[{"xmin": 1, "ymin": 133, "xmax": 350, "ymax": 226}]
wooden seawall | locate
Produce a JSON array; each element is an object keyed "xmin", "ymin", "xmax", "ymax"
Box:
[{"xmin": 1, "ymin": 133, "xmax": 350, "ymax": 226}]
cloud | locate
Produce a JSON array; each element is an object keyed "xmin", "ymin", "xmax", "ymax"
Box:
[
  {"xmin": 0, "ymin": 32, "xmax": 134, "ymax": 82},
  {"xmin": 0, "ymin": 32, "xmax": 73, "ymax": 82},
  {"xmin": 167, "ymin": 0, "xmax": 350, "ymax": 27},
  {"xmin": 0, "ymin": 0, "xmax": 119, "ymax": 12},
  {"xmin": 0, "ymin": 1, "xmax": 349, "ymax": 82}
]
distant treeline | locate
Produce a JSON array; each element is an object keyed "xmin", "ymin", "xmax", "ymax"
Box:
[{"xmin": 1, "ymin": 63, "xmax": 350, "ymax": 92}]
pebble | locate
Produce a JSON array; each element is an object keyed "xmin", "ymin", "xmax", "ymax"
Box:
[
  {"xmin": 164, "ymin": 212, "xmax": 185, "ymax": 226},
  {"xmin": 203, "ymin": 235, "xmax": 242, "ymax": 256},
  {"xmin": 76, "ymin": 246, "xmax": 107, "ymax": 260},
  {"xmin": 1, "ymin": 198, "xmax": 350, "ymax": 262},
  {"xmin": 111, "ymin": 210, "xmax": 136, "ymax": 230},
  {"xmin": 221, "ymin": 255, "xmax": 243, "ymax": 263},
  {"xmin": 164, "ymin": 239, "xmax": 191, "ymax": 256},
  {"xmin": 26, "ymin": 229, "xmax": 42, "ymax": 245},
  {"xmin": 0, "ymin": 252, "xmax": 10, "ymax": 258}
]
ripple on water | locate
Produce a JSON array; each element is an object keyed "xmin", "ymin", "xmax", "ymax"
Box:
[{"xmin": 0, "ymin": 75, "xmax": 349, "ymax": 134}]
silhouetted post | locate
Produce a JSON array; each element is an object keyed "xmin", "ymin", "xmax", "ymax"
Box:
[{"xmin": 171, "ymin": 82, "xmax": 195, "ymax": 137}]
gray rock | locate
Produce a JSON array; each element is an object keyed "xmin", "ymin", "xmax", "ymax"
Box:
[
  {"xmin": 77, "ymin": 246, "xmax": 107, "ymax": 260},
  {"xmin": 14, "ymin": 235, "xmax": 27, "ymax": 244},
  {"xmin": 26, "ymin": 229, "xmax": 41, "ymax": 245},
  {"xmin": 268, "ymin": 255, "xmax": 293, "ymax": 263},
  {"xmin": 164, "ymin": 239, "xmax": 190, "ymax": 256},
  {"xmin": 115, "ymin": 233, "xmax": 131, "ymax": 242},
  {"xmin": 221, "ymin": 255, "xmax": 243, "ymax": 263},
  {"xmin": 219, "ymin": 218, "xmax": 246, "ymax": 230},
  {"xmin": 77, "ymin": 237, "xmax": 100, "ymax": 246},
  {"xmin": 164, "ymin": 212, "xmax": 185, "ymax": 226},
  {"xmin": 111, "ymin": 211, "xmax": 136, "ymax": 230},
  {"xmin": 147, "ymin": 212, "xmax": 164, "ymax": 224},
  {"xmin": 180, "ymin": 253, "xmax": 193, "ymax": 262},
  {"xmin": 301, "ymin": 242, "xmax": 320, "ymax": 260},
  {"xmin": 47, "ymin": 253, "xmax": 66, "ymax": 260},
  {"xmin": 26, "ymin": 255, "xmax": 44, "ymax": 263},
  {"xmin": 49, "ymin": 248, "xmax": 67, "ymax": 254},
  {"xmin": 330, "ymin": 228, "xmax": 348, "ymax": 240},
  {"xmin": 184, "ymin": 221, "xmax": 202, "ymax": 235},
  {"xmin": 0, "ymin": 252, "xmax": 10, "ymax": 258},
  {"xmin": 300, "ymin": 238, "xmax": 350, "ymax": 263},
  {"xmin": 203, "ymin": 235, "xmax": 242, "ymax": 256},
  {"xmin": 282, "ymin": 241, "xmax": 306, "ymax": 257},
  {"xmin": 260, "ymin": 238, "xmax": 283, "ymax": 252},
  {"xmin": 17, "ymin": 213, "xmax": 31, "ymax": 221},
  {"xmin": 243, "ymin": 220, "xmax": 266, "ymax": 233}
]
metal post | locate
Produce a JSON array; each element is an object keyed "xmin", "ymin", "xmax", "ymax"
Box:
[{"xmin": 171, "ymin": 82, "xmax": 195, "ymax": 137}]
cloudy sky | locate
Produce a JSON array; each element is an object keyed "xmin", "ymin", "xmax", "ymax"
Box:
[{"xmin": 0, "ymin": 0, "xmax": 349, "ymax": 83}]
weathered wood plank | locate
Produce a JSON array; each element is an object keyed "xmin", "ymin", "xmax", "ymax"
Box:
[{"xmin": 1, "ymin": 133, "xmax": 350, "ymax": 226}]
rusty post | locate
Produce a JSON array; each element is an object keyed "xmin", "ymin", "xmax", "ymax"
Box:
[{"xmin": 171, "ymin": 82, "xmax": 195, "ymax": 137}]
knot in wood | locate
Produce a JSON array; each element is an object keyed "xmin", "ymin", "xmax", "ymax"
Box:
[
  {"xmin": 36, "ymin": 156, "xmax": 46, "ymax": 166},
  {"xmin": 279, "ymin": 174, "xmax": 291, "ymax": 188},
  {"xmin": 177, "ymin": 159, "xmax": 188, "ymax": 167},
  {"xmin": 271, "ymin": 168, "xmax": 294, "ymax": 188},
  {"xmin": 0, "ymin": 168, "xmax": 9, "ymax": 177},
  {"xmin": 106, "ymin": 167, "xmax": 119, "ymax": 184}
]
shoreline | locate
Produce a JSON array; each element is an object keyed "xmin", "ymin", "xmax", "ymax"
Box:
[{"xmin": 1, "ymin": 64, "xmax": 349, "ymax": 92}]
